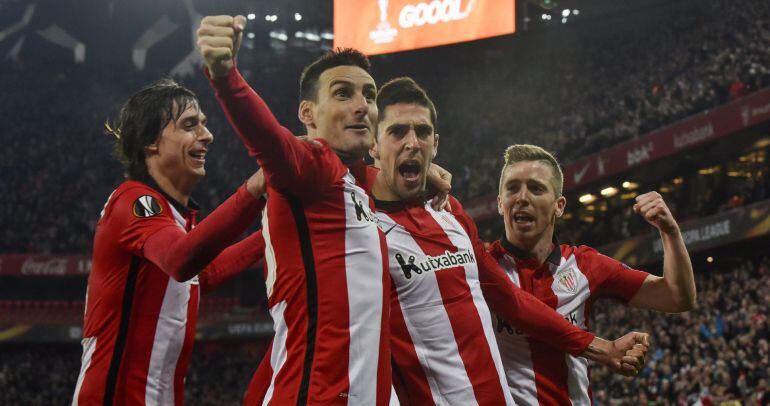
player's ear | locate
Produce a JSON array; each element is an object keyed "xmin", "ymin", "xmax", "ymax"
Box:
[
  {"xmin": 144, "ymin": 141, "xmax": 159, "ymax": 156},
  {"xmin": 497, "ymin": 194, "xmax": 504, "ymax": 216},
  {"xmin": 555, "ymin": 195, "xmax": 567, "ymax": 217},
  {"xmin": 432, "ymin": 133, "xmax": 439, "ymax": 159},
  {"xmin": 298, "ymin": 100, "xmax": 315, "ymax": 128},
  {"xmin": 369, "ymin": 139, "xmax": 380, "ymax": 161}
]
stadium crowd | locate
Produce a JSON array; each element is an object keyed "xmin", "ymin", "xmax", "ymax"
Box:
[
  {"xmin": 591, "ymin": 255, "xmax": 770, "ymax": 404},
  {"xmin": 0, "ymin": 256, "xmax": 767, "ymax": 404},
  {"xmin": 2, "ymin": 0, "xmax": 770, "ymax": 254}
]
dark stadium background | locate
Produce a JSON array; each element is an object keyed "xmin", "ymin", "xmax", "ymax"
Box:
[{"xmin": 1, "ymin": 0, "xmax": 769, "ymax": 404}]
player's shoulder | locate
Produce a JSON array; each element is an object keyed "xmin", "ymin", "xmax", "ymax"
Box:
[
  {"xmin": 486, "ymin": 239, "xmax": 506, "ymax": 259},
  {"xmin": 100, "ymin": 180, "xmax": 168, "ymax": 222}
]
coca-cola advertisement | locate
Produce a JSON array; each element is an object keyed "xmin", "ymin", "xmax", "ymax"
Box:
[{"xmin": 0, "ymin": 254, "xmax": 91, "ymax": 276}]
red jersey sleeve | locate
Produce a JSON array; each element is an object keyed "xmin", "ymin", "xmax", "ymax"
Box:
[
  {"xmin": 449, "ymin": 197, "xmax": 595, "ymax": 356},
  {"xmin": 207, "ymin": 67, "xmax": 327, "ymax": 197},
  {"xmin": 199, "ymin": 230, "xmax": 266, "ymax": 295},
  {"xmin": 113, "ymin": 186, "xmax": 185, "ymax": 256},
  {"xmin": 114, "ymin": 184, "xmax": 265, "ymax": 282},
  {"xmin": 576, "ymin": 246, "xmax": 649, "ymax": 303}
]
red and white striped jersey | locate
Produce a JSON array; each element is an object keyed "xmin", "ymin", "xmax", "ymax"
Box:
[
  {"xmin": 376, "ymin": 197, "xmax": 596, "ymax": 406},
  {"xmin": 74, "ymin": 179, "xmax": 264, "ymax": 406},
  {"xmin": 210, "ymin": 68, "xmax": 391, "ymax": 405},
  {"xmin": 487, "ymin": 239, "xmax": 649, "ymax": 405}
]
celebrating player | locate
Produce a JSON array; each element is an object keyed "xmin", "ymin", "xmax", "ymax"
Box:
[
  {"xmin": 72, "ymin": 79, "xmax": 267, "ymax": 405},
  {"xmin": 198, "ymin": 15, "xmax": 397, "ymax": 405},
  {"xmin": 369, "ymin": 77, "xmax": 650, "ymax": 404},
  {"xmin": 489, "ymin": 144, "xmax": 696, "ymax": 404}
]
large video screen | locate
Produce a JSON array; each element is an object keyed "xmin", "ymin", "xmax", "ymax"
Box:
[{"xmin": 334, "ymin": 0, "xmax": 516, "ymax": 55}]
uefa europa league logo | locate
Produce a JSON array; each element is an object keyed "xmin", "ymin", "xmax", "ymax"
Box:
[{"xmin": 370, "ymin": 0, "xmax": 398, "ymax": 44}]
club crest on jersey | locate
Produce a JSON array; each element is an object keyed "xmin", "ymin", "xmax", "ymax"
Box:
[
  {"xmin": 556, "ymin": 267, "xmax": 578, "ymax": 294},
  {"xmin": 132, "ymin": 195, "xmax": 163, "ymax": 218}
]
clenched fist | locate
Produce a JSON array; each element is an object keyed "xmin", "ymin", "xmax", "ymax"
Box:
[
  {"xmin": 196, "ymin": 15, "xmax": 247, "ymax": 79},
  {"xmin": 633, "ymin": 191, "xmax": 679, "ymax": 235}
]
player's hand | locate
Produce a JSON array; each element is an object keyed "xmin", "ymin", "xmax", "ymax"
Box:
[
  {"xmin": 633, "ymin": 191, "xmax": 679, "ymax": 235},
  {"xmin": 246, "ymin": 169, "xmax": 266, "ymax": 199},
  {"xmin": 196, "ymin": 15, "xmax": 247, "ymax": 79},
  {"xmin": 611, "ymin": 332, "xmax": 650, "ymax": 376},
  {"xmin": 427, "ymin": 163, "xmax": 452, "ymax": 211}
]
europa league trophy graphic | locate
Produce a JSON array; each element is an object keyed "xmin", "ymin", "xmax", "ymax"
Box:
[{"xmin": 369, "ymin": 0, "xmax": 398, "ymax": 44}]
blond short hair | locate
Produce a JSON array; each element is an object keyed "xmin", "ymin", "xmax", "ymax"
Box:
[{"xmin": 499, "ymin": 144, "xmax": 564, "ymax": 197}]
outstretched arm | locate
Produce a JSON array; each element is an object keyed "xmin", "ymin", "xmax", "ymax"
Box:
[
  {"xmin": 139, "ymin": 171, "xmax": 266, "ymax": 282},
  {"xmin": 199, "ymin": 230, "xmax": 266, "ymax": 294}
]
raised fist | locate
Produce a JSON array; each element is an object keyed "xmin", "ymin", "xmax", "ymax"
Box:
[{"xmin": 196, "ymin": 15, "xmax": 247, "ymax": 79}]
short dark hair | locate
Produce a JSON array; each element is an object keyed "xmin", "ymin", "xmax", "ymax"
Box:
[
  {"xmin": 106, "ymin": 79, "xmax": 198, "ymax": 180},
  {"xmin": 299, "ymin": 48, "xmax": 372, "ymax": 102},
  {"xmin": 376, "ymin": 77, "xmax": 438, "ymax": 133}
]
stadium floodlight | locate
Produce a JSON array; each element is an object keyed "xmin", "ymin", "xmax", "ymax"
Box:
[
  {"xmin": 562, "ymin": 9, "xmax": 571, "ymax": 17},
  {"xmin": 295, "ymin": 31, "xmax": 305, "ymax": 38},
  {"xmin": 321, "ymin": 32, "xmax": 334, "ymax": 40},
  {"xmin": 305, "ymin": 32, "xmax": 321, "ymax": 41},
  {"xmin": 561, "ymin": 17, "xmax": 567, "ymax": 24},
  {"xmin": 247, "ymin": 13, "xmax": 256, "ymax": 20},
  {"xmin": 579, "ymin": 194, "xmax": 596, "ymax": 204},
  {"xmin": 573, "ymin": 9, "xmax": 580, "ymax": 15},
  {"xmin": 622, "ymin": 181, "xmax": 639, "ymax": 190},
  {"xmin": 600, "ymin": 187, "xmax": 618, "ymax": 197},
  {"xmin": 295, "ymin": 13, "xmax": 302, "ymax": 21},
  {"xmin": 247, "ymin": 32, "xmax": 255, "ymax": 39},
  {"xmin": 707, "ymin": 256, "xmax": 714, "ymax": 263}
]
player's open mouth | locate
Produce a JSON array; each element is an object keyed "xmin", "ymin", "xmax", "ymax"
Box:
[
  {"xmin": 513, "ymin": 213, "xmax": 535, "ymax": 225},
  {"xmin": 398, "ymin": 160, "xmax": 422, "ymax": 184},
  {"xmin": 188, "ymin": 149, "xmax": 207, "ymax": 165}
]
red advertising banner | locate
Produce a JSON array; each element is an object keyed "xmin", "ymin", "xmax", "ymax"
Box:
[
  {"xmin": 562, "ymin": 86, "xmax": 770, "ymax": 191},
  {"xmin": 465, "ymin": 87, "xmax": 770, "ymax": 222},
  {"xmin": 0, "ymin": 254, "xmax": 91, "ymax": 276},
  {"xmin": 334, "ymin": 0, "xmax": 516, "ymax": 55}
]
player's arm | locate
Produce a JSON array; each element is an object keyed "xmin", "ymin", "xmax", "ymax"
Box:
[
  {"xmin": 628, "ymin": 191, "xmax": 697, "ymax": 312},
  {"xmin": 128, "ymin": 171, "xmax": 266, "ymax": 282},
  {"xmin": 197, "ymin": 15, "xmax": 322, "ymax": 194},
  {"xmin": 199, "ymin": 230, "xmax": 266, "ymax": 294}
]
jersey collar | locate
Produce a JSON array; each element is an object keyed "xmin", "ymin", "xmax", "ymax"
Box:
[
  {"xmin": 141, "ymin": 176, "xmax": 200, "ymax": 216},
  {"xmin": 500, "ymin": 235, "xmax": 561, "ymax": 267}
]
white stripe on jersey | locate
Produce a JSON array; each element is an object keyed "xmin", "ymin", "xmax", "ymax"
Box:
[
  {"xmin": 261, "ymin": 205, "xmax": 277, "ymax": 299},
  {"xmin": 425, "ymin": 204, "xmax": 513, "ymax": 405},
  {"xmin": 263, "ymin": 300, "xmax": 288, "ymax": 406},
  {"xmin": 72, "ymin": 336, "xmax": 97, "ymax": 406},
  {"xmin": 342, "ymin": 171, "xmax": 383, "ymax": 405},
  {"xmin": 565, "ymin": 354, "xmax": 590, "ymax": 405},
  {"xmin": 377, "ymin": 211, "xmax": 475, "ymax": 405},
  {"xmin": 145, "ymin": 205, "xmax": 193, "ymax": 406}
]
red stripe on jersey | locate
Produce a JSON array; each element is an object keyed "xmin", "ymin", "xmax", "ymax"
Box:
[
  {"xmin": 402, "ymin": 208, "xmax": 507, "ymax": 405},
  {"xmin": 299, "ymin": 194, "xmax": 352, "ymax": 404},
  {"xmin": 522, "ymin": 269, "xmax": 572, "ymax": 405},
  {"xmin": 390, "ymin": 284, "xmax": 433, "ymax": 405}
]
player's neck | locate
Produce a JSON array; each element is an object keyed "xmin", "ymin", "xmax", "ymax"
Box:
[
  {"xmin": 505, "ymin": 231, "xmax": 554, "ymax": 264},
  {"xmin": 372, "ymin": 171, "xmax": 401, "ymax": 201},
  {"xmin": 148, "ymin": 170, "xmax": 195, "ymax": 207}
]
